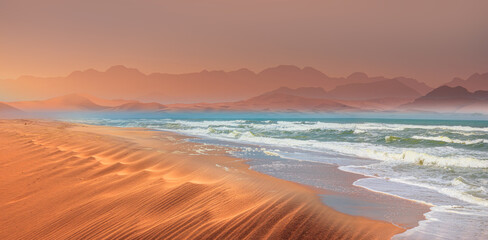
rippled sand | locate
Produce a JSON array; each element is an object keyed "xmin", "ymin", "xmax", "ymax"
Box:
[{"xmin": 0, "ymin": 119, "xmax": 403, "ymax": 239}]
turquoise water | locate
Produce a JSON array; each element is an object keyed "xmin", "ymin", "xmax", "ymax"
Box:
[{"xmin": 66, "ymin": 113, "xmax": 488, "ymax": 239}]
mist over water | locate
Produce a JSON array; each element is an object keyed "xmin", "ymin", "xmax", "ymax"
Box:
[{"xmin": 67, "ymin": 113, "xmax": 488, "ymax": 239}]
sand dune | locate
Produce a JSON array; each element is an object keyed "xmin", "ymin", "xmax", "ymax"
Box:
[{"xmin": 0, "ymin": 120, "xmax": 403, "ymax": 239}]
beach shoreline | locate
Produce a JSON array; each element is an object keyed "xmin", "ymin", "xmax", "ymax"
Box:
[{"xmin": 0, "ymin": 119, "xmax": 425, "ymax": 239}]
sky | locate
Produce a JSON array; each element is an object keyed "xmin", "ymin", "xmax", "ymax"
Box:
[{"xmin": 1, "ymin": 0, "xmax": 487, "ymax": 86}]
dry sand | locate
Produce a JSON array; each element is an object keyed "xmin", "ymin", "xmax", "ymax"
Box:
[{"xmin": 0, "ymin": 119, "xmax": 406, "ymax": 239}]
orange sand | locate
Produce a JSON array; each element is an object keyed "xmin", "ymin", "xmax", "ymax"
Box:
[{"xmin": 0, "ymin": 119, "xmax": 404, "ymax": 239}]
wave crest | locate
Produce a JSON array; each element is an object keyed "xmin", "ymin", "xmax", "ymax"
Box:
[
  {"xmin": 411, "ymin": 136, "xmax": 488, "ymax": 145},
  {"xmin": 364, "ymin": 149, "xmax": 488, "ymax": 168}
]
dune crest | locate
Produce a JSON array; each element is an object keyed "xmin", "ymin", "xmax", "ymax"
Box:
[{"xmin": 0, "ymin": 120, "xmax": 402, "ymax": 239}]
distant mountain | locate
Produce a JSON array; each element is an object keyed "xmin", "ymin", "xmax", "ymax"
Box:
[
  {"xmin": 257, "ymin": 86, "xmax": 414, "ymax": 111},
  {"xmin": 110, "ymin": 102, "xmax": 167, "ymax": 112},
  {"xmin": 261, "ymin": 87, "xmax": 328, "ymax": 99},
  {"xmin": 6, "ymin": 94, "xmax": 172, "ymax": 112},
  {"xmin": 395, "ymin": 77, "xmax": 433, "ymax": 95},
  {"xmin": 0, "ymin": 102, "xmax": 22, "ymax": 114},
  {"xmin": 230, "ymin": 93, "xmax": 354, "ymax": 112},
  {"xmin": 473, "ymin": 90, "xmax": 488, "ymax": 100},
  {"xmin": 342, "ymin": 73, "xmax": 433, "ymax": 95},
  {"xmin": 445, "ymin": 72, "xmax": 488, "ymax": 92},
  {"xmin": 78, "ymin": 94, "xmax": 137, "ymax": 107},
  {"xmin": 7, "ymin": 93, "xmax": 169, "ymax": 112},
  {"xmin": 137, "ymin": 92, "xmax": 171, "ymax": 103},
  {"xmin": 401, "ymin": 86, "xmax": 488, "ymax": 113},
  {"xmin": 164, "ymin": 91, "xmax": 355, "ymax": 112},
  {"xmin": 0, "ymin": 65, "xmax": 432, "ymax": 104},
  {"xmin": 9, "ymin": 94, "xmax": 108, "ymax": 112},
  {"xmin": 345, "ymin": 72, "xmax": 371, "ymax": 83},
  {"xmin": 326, "ymin": 79, "xmax": 423, "ymax": 100},
  {"xmin": 256, "ymin": 65, "xmax": 333, "ymax": 89},
  {"xmin": 419, "ymin": 86, "xmax": 471, "ymax": 98},
  {"xmin": 334, "ymin": 98, "xmax": 414, "ymax": 111},
  {"xmin": 259, "ymin": 78, "xmax": 430, "ymax": 101}
]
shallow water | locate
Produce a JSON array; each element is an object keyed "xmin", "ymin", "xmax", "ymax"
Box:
[{"xmin": 65, "ymin": 113, "xmax": 488, "ymax": 239}]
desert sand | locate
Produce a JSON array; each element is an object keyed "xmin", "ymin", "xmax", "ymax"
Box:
[{"xmin": 0, "ymin": 119, "xmax": 405, "ymax": 239}]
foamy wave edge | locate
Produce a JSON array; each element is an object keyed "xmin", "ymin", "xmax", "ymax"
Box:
[
  {"xmin": 363, "ymin": 149, "xmax": 488, "ymax": 168},
  {"xmin": 411, "ymin": 135, "xmax": 488, "ymax": 145}
]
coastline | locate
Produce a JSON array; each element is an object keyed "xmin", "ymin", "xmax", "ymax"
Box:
[
  {"xmin": 243, "ymin": 154, "xmax": 431, "ymax": 229},
  {"xmin": 0, "ymin": 119, "xmax": 420, "ymax": 239}
]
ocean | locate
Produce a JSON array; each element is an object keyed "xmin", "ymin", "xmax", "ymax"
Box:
[{"xmin": 65, "ymin": 112, "xmax": 488, "ymax": 239}]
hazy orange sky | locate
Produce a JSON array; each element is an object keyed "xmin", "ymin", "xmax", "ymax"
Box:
[{"xmin": 1, "ymin": 0, "xmax": 487, "ymax": 85}]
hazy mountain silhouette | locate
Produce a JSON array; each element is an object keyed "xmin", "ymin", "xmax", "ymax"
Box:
[
  {"xmin": 77, "ymin": 94, "xmax": 137, "ymax": 107},
  {"xmin": 0, "ymin": 102, "xmax": 23, "ymax": 118},
  {"xmin": 326, "ymin": 79, "xmax": 423, "ymax": 100},
  {"xmin": 9, "ymin": 94, "xmax": 108, "ymax": 112},
  {"xmin": 257, "ymin": 86, "xmax": 414, "ymax": 111},
  {"xmin": 110, "ymin": 102, "xmax": 167, "ymax": 112},
  {"xmin": 445, "ymin": 72, "xmax": 488, "ymax": 91},
  {"xmin": 171, "ymin": 93, "xmax": 354, "ymax": 112},
  {"xmin": 261, "ymin": 87, "xmax": 328, "ymax": 99},
  {"xmin": 402, "ymin": 86, "xmax": 488, "ymax": 113},
  {"xmin": 0, "ymin": 65, "xmax": 432, "ymax": 104},
  {"xmin": 395, "ymin": 77, "xmax": 433, "ymax": 95},
  {"xmin": 256, "ymin": 77, "xmax": 429, "ymax": 101},
  {"xmin": 7, "ymin": 93, "xmax": 168, "ymax": 112},
  {"xmin": 231, "ymin": 93, "xmax": 354, "ymax": 112},
  {"xmin": 5, "ymin": 86, "xmax": 487, "ymax": 113},
  {"xmin": 0, "ymin": 102, "xmax": 22, "ymax": 113},
  {"xmin": 162, "ymin": 89, "xmax": 355, "ymax": 112}
]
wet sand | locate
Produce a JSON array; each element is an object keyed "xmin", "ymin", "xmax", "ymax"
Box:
[
  {"xmin": 246, "ymin": 157, "xmax": 430, "ymax": 229},
  {"xmin": 0, "ymin": 119, "xmax": 415, "ymax": 239}
]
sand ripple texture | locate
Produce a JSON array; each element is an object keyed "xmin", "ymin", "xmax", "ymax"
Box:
[{"xmin": 0, "ymin": 120, "xmax": 401, "ymax": 239}]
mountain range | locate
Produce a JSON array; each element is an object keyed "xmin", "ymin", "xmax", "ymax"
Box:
[
  {"xmin": 402, "ymin": 86, "xmax": 488, "ymax": 113},
  {"xmin": 0, "ymin": 65, "xmax": 433, "ymax": 104},
  {"xmin": 445, "ymin": 73, "xmax": 488, "ymax": 92},
  {"xmin": 1, "ymin": 85, "xmax": 486, "ymax": 114},
  {"xmin": 1, "ymin": 65, "xmax": 487, "ymax": 114}
]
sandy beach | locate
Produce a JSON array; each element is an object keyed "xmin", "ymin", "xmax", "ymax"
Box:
[{"xmin": 0, "ymin": 119, "xmax": 417, "ymax": 239}]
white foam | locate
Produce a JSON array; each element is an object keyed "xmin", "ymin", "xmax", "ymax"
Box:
[
  {"xmin": 360, "ymin": 149, "xmax": 488, "ymax": 168},
  {"xmin": 263, "ymin": 150, "xmax": 280, "ymax": 157},
  {"xmin": 412, "ymin": 135, "xmax": 488, "ymax": 145},
  {"xmin": 379, "ymin": 177, "xmax": 488, "ymax": 208},
  {"xmin": 172, "ymin": 125, "xmax": 488, "ymax": 169},
  {"xmin": 258, "ymin": 121, "xmax": 488, "ymax": 133},
  {"xmin": 175, "ymin": 120, "xmax": 488, "ymax": 133},
  {"xmin": 394, "ymin": 205, "xmax": 488, "ymax": 239}
]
